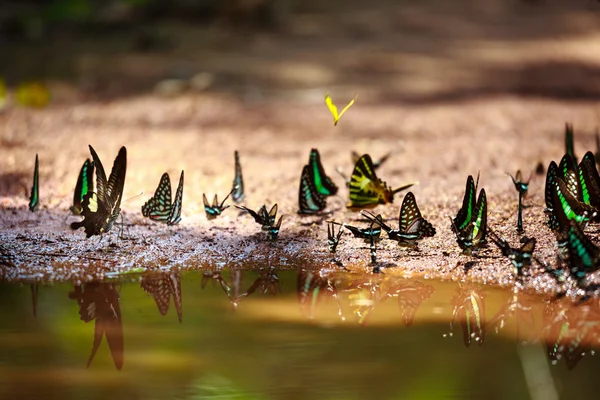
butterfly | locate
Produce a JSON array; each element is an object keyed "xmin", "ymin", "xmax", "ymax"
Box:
[
  {"xmin": 325, "ymin": 93, "xmax": 356, "ymax": 126},
  {"xmin": 451, "ymin": 175, "xmax": 487, "ymax": 253},
  {"xmin": 508, "ymin": 170, "xmax": 530, "ymax": 196},
  {"xmin": 141, "ymin": 171, "xmax": 184, "ymax": 225},
  {"xmin": 558, "ymin": 153, "xmax": 581, "ymax": 201},
  {"xmin": 237, "ymin": 268, "xmax": 281, "ymax": 300},
  {"xmin": 544, "ymin": 161, "xmax": 561, "ymax": 230},
  {"xmin": 565, "ymin": 122, "xmax": 576, "ymax": 160},
  {"xmin": 449, "ymin": 285, "xmax": 486, "ymax": 347},
  {"xmin": 348, "ymin": 154, "xmax": 415, "ymax": 208},
  {"xmin": 203, "ymin": 187, "xmax": 234, "ymax": 220},
  {"xmin": 390, "ymin": 280, "xmax": 435, "ymax": 327},
  {"xmin": 551, "ymin": 176, "xmax": 596, "ymax": 230},
  {"xmin": 141, "ymin": 273, "xmax": 182, "ymax": 323},
  {"xmin": 330, "ymin": 219, "xmax": 382, "ymax": 243},
  {"xmin": 236, "ymin": 203, "xmax": 283, "ymax": 240},
  {"xmin": 488, "ymin": 229, "xmax": 536, "ymax": 277},
  {"xmin": 562, "ymin": 221, "xmax": 600, "ymax": 287},
  {"xmin": 298, "ymin": 165, "xmax": 327, "ymax": 215},
  {"xmin": 232, "ymin": 150, "xmax": 245, "ymax": 203},
  {"xmin": 29, "ymin": 153, "xmax": 39, "ymax": 212},
  {"xmin": 68, "ymin": 283, "xmax": 123, "ymax": 370},
  {"xmin": 578, "ymin": 151, "xmax": 600, "ymax": 210},
  {"xmin": 327, "ymin": 221, "xmax": 344, "ymax": 254},
  {"xmin": 71, "ymin": 146, "xmax": 127, "ymax": 238},
  {"xmin": 361, "ymin": 192, "xmax": 436, "ymax": 248},
  {"xmin": 71, "ymin": 159, "xmax": 95, "ymax": 215},
  {"xmin": 308, "ymin": 149, "xmax": 338, "ymax": 196},
  {"xmin": 351, "ymin": 151, "xmax": 391, "ymax": 170}
]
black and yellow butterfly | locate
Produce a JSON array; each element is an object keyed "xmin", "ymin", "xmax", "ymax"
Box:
[
  {"xmin": 232, "ymin": 150, "xmax": 245, "ymax": 203},
  {"xmin": 68, "ymin": 283, "xmax": 123, "ymax": 370},
  {"xmin": 142, "ymin": 171, "xmax": 184, "ymax": 225},
  {"xmin": 347, "ymin": 154, "xmax": 415, "ymax": 208},
  {"xmin": 351, "ymin": 151, "xmax": 391, "ymax": 170},
  {"xmin": 298, "ymin": 165, "xmax": 327, "ymax": 215},
  {"xmin": 451, "ymin": 175, "xmax": 487, "ymax": 253},
  {"xmin": 71, "ymin": 146, "xmax": 127, "ymax": 238},
  {"xmin": 327, "ymin": 221, "xmax": 344, "ymax": 254},
  {"xmin": 362, "ymin": 192, "xmax": 436, "ymax": 248},
  {"xmin": 488, "ymin": 229, "xmax": 536, "ymax": 277},
  {"xmin": 28, "ymin": 153, "xmax": 39, "ymax": 212},
  {"xmin": 71, "ymin": 159, "xmax": 95, "ymax": 215},
  {"xmin": 308, "ymin": 149, "xmax": 338, "ymax": 196},
  {"xmin": 203, "ymin": 187, "xmax": 234, "ymax": 220},
  {"xmin": 141, "ymin": 273, "xmax": 182, "ymax": 323}
]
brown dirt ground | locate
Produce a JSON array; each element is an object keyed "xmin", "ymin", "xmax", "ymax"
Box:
[{"xmin": 2, "ymin": 0, "xmax": 600, "ymax": 297}]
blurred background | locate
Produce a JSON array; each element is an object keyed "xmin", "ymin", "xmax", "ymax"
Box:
[{"xmin": 1, "ymin": 0, "xmax": 600, "ymax": 103}]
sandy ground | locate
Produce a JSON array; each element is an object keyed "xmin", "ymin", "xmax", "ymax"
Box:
[{"xmin": 1, "ymin": 0, "xmax": 600, "ymax": 297}]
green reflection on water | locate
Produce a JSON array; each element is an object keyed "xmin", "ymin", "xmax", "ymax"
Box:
[{"xmin": 1, "ymin": 269, "xmax": 600, "ymax": 399}]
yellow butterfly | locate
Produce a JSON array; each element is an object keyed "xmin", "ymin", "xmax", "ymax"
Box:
[
  {"xmin": 325, "ymin": 93, "xmax": 356, "ymax": 126},
  {"xmin": 15, "ymin": 81, "xmax": 50, "ymax": 108}
]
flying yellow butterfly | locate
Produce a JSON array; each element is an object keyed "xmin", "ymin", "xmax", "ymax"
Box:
[{"xmin": 325, "ymin": 93, "xmax": 356, "ymax": 126}]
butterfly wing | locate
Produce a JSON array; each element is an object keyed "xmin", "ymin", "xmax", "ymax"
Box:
[
  {"xmin": 325, "ymin": 94, "xmax": 340, "ymax": 125},
  {"xmin": 348, "ymin": 154, "xmax": 389, "ymax": 207},
  {"xmin": 309, "ymin": 149, "xmax": 338, "ymax": 196},
  {"xmin": 72, "ymin": 159, "xmax": 95, "ymax": 215},
  {"xmin": 565, "ymin": 122, "xmax": 575, "ymax": 159},
  {"xmin": 578, "ymin": 152, "xmax": 600, "ymax": 208},
  {"xmin": 559, "ymin": 153, "xmax": 581, "ymax": 201},
  {"xmin": 89, "ymin": 145, "xmax": 108, "ymax": 204},
  {"xmin": 555, "ymin": 178, "xmax": 596, "ymax": 226},
  {"xmin": 235, "ymin": 205, "xmax": 266, "ymax": 226},
  {"xmin": 545, "ymin": 161, "xmax": 561, "ymax": 230},
  {"xmin": 232, "ymin": 150, "xmax": 245, "ymax": 203},
  {"xmin": 337, "ymin": 97, "xmax": 356, "ymax": 120},
  {"xmin": 298, "ymin": 165, "xmax": 327, "ymax": 214},
  {"xmin": 565, "ymin": 222, "xmax": 600, "ymax": 280},
  {"xmin": 141, "ymin": 275, "xmax": 171, "ymax": 316},
  {"xmin": 142, "ymin": 173, "xmax": 172, "ymax": 221},
  {"xmin": 167, "ymin": 170, "xmax": 183, "ymax": 225},
  {"xmin": 29, "ymin": 154, "xmax": 39, "ymax": 212},
  {"xmin": 472, "ymin": 189, "xmax": 487, "ymax": 244},
  {"xmin": 104, "ymin": 146, "xmax": 127, "ymax": 209},
  {"xmin": 453, "ymin": 175, "xmax": 476, "ymax": 231}
]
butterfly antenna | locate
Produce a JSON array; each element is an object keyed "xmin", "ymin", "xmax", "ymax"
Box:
[
  {"xmin": 221, "ymin": 187, "xmax": 236, "ymax": 207},
  {"xmin": 391, "ymin": 182, "xmax": 418, "ymax": 195},
  {"xmin": 475, "ymin": 171, "xmax": 480, "ymax": 193},
  {"xmin": 123, "ymin": 192, "xmax": 144, "ymax": 203}
]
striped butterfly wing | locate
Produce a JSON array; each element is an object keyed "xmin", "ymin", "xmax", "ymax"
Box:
[
  {"xmin": 545, "ymin": 161, "xmax": 561, "ymax": 230},
  {"xmin": 348, "ymin": 154, "xmax": 388, "ymax": 207},
  {"xmin": 167, "ymin": 171, "xmax": 184, "ymax": 225},
  {"xmin": 554, "ymin": 178, "xmax": 595, "ymax": 226},
  {"xmin": 104, "ymin": 146, "xmax": 127, "ymax": 213},
  {"xmin": 559, "ymin": 153, "xmax": 582, "ymax": 201},
  {"xmin": 298, "ymin": 165, "xmax": 327, "ymax": 214},
  {"xmin": 141, "ymin": 274, "xmax": 177, "ymax": 319},
  {"xmin": 29, "ymin": 153, "xmax": 39, "ymax": 212},
  {"xmin": 565, "ymin": 222, "xmax": 600, "ymax": 278},
  {"xmin": 142, "ymin": 173, "xmax": 172, "ymax": 222},
  {"xmin": 473, "ymin": 189, "xmax": 487, "ymax": 244},
  {"xmin": 399, "ymin": 192, "xmax": 435, "ymax": 238},
  {"xmin": 453, "ymin": 175, "xmax": 476, "ymax": 232},
  {"xmin": 72, "ymin": 159, "xmax": 95, "ymax": 215},
  {"xmin": 309, "ymin": 149, "xmax": 338, "ymax": 196},
  {"xmin": 89, "ymin": 145, "xmax": 109, "ymax": 204},
  {"xmin": 578, "ymin": 152, "xmax": 600, "ymax": 208},
  {"xmin": 232, "ymin": 150, "xmax": 245, "ymax": 203},
  {"xmin": 396, "ymin": 281, "xmax": 434, "ymax": 327}
]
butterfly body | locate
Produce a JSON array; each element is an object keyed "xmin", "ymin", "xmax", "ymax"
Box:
[
  {"xmin": 71, "ymin": 159, "xmax": 95, "ymax": 215},
  {"xmin": 29, "ymin": 154, "xmax": 39, "ymax": 212},
  {"xmin": 232, "ymin": 150, "xmax": 245, "ymax": 203},
  {"xmin": 203, "ymin": 187, "xmax": 234, "ymax": 220},
  {"xmin": 71, "ymin": 146, "xmax": 127, "ymax": 238}
]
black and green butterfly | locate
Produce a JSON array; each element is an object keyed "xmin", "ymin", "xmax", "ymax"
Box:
[
  {"xmin": 70, "ymin": 159, "xmax": 95, "ymax": 215},
  {"xmin": 71, "ymin": 146, "xmax": 127, "ymax": 238},
  {"xmin": 551, "ymin": 176, "xmax": 596, "ymax": 230},
  {"xmin": 488, "ymin": 229, "xmax": 536, "ymax": 277},
  {"xmin": 561, "ymin": 221, "xmax": 600, "ymax": 288},
  {"xmin": 565, "ymin": 122, "xmax": 576, "ymax": 160},
  {"xmin": 361, "ymin": 192, "xmax": 436, "ymax": 248},
  {"xmin": 141, "ymin": 171, "xmax": 184, "ymax": 225},
  {"xmin": 298, "ymin": 165, "xmax": 327, "ymax": 215},
  {"xmin": 232, "ymin": 150, "xmax": 245, "ymax": 203},
  {"xmin": 28, "ymin": 153, "xmax": 39, "ymax": 212},
  {"xmin": 347, "ymin": 154, "xmax": 415, "ymax": 208},
  {"xmin": 577, "ymin": 151, "xmax": 600, "ymax": 211},
  {"xmin": 450, "ymin": 175, "xmax": 487, "ymax": 253},
  {"xmin": 308, "ymin": 148, "xmax": 338, "ymax": 196},
  {"xmin": 141, "ymin": 273, "xmax": 182, "ymax": 323},
  {"xmin": 203, "ymin": 187, "xmax": 234, "ymax": 220},
  {"xmin": 327, "ymin": 221, "xmax": 344, "ymax": 254},
  {"xmin": 351, "ymin": 151, "xmax": 391, "ymax": 170},
  {"xmin": 558, "ymin": 153, "xmax": 581, "ymax": 200},
  {"xmin": 449, "ymin": 285, "xmax": 486, "ymax": 347},
  {"xmin": 235, "ymin": 203, "xmax": 283, "ymax": 240},
  {"xmin": 330, "ymin": 219, "xmax": 382, "ymax": 243}
]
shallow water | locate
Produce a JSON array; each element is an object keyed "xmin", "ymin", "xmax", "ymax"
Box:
[{"xmin": 1, "ymin": 269, "xmax": 600, "ymax": 400}]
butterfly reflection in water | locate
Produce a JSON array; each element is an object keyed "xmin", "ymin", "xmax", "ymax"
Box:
[
  {"xmin": 141, "ymin": 273, "xmax": 183, "ymax": 323},
  {"xmin": 68, "ymin": 282, "xmax": 123, "ymax": 370}
]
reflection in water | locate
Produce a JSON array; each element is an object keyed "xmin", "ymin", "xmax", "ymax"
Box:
[
  {"xmin": 544, "ymin": 299, "xmax": 600, "ymax": 369},
  {"xmin": 449, "ymin": 284, "xmax": 486, "ymax": 347},
  {"xmin": 489, "ymin": 293, "xmax": 536, "ymax": 344},
  {"xmin": 141, "ymin": 273, "xmax": 183, "ymax": 323},
  {"xmin": 68, "ymin": 283, "xmax": 124, "ymax": 370},
  {"xmin": 237, "ymin": 268, "xmax": 280, "ymax": 301},
  {"xmin": 297, "ymin": 269, "xmax": 344, "ymax": 321},
  {"xmin": 30, "ymin": 283, "xmax": 38, "ymax": 318}
]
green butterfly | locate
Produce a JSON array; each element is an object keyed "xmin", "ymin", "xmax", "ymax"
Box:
[
  {"xmin": 347, "ymin": 154, "xmax": 415, "ymax": 208},
  {"xmin": 71, "ymin": 159, "xmax": 95, "ymax": 215},
  {"xmin": 232, "ymin": 150, "xmax": 245, "ymax": 203},
  {"xmin": 298, "ymin": 165, "xmax": 327, "ymax": 215},
  {"xmin": 578, "ymin": 151, "xmax": 600, "ymax": 210},
  {"xmin": 562, "ymin": 221, "xmax": 600, "ymax": 288},
  {"xmin": 451, "ymin": 175, "xmax": 487, "ymax": 253},
  {"xmin": 142, "ymin": 171, "xmax": 184, "ymax": 225},
  {"xmin": 552, "ymin": 176, "xmax": 596, "ymax": 229},
  {"xmin": 361, "ymin": 191, "xmax": 435, "ymax": 248},
  {"xmin": 203, "ymin": 187, "xmax": 234, "ymax": 220},
  {"xmin": 71, "ymin": 146, "xmax": 127, "ymax": 238},
  {"xmin": 309, "ymin": 149, "xmax": 338, "ymax": 196},
  {"xmin": 28, "ymin": 153, "xmax": 39, "ymax": 212},
  {"xmin": 488, "ymin": 229, "xmax": 536, "ymax": 277}
]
